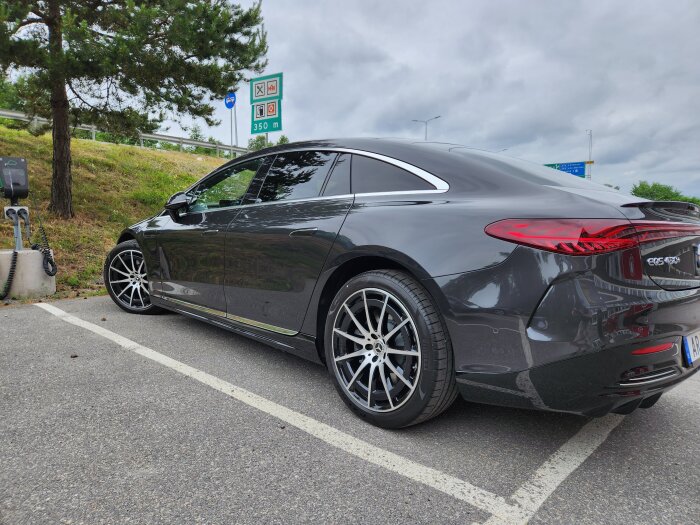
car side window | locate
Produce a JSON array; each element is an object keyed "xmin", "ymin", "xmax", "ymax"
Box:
[
  {"xmin": 254, "ymin": 151, "xmax": 337, "ymax": 203},
  {"xmin": 189, "ymin": 159, "xmax": 262, "ymax": 213},
  {"xmin": 351, "ymin": 155, "xmax": 434, "ymax": 193},
  {"xmin": 322, "ymin": 153, "xmax": 351, "ymax": 196}
]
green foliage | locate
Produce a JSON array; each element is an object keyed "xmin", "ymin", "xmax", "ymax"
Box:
[
  {"xmin": 0, "ymin": 74, "xmax": 22, "ymax": 110},
  {"xmin": 0, "ymin": 1, "xmax": 268, "ymax": 133},
  {"xmin": 247, "ymin": 134, "xmax": 290, "ymax": 151},
  {"xmin": 188, "ymin": 125, "xmax": 206, "ymax": 142},
  {"xmin": 1, "ymin": 1, "xmax": 267, "ymax": 216},
  {"xmin": 631, "ymin": 181, "xmax": 700, "ymax": 205}
]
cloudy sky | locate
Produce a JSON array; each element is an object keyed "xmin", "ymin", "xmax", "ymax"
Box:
[{"xmin": 185, "ymin": 0, "xmax": 700, "ymax": 196}]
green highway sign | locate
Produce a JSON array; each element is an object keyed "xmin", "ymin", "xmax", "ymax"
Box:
[
  {"xmin": 250, "ymin": 72, "xmax": 283, "ymax": 103},
  {"xmin": 251, "ymin": 99, "xmax": 282, "ymax": 134},
  {"xmin": 250, "ymin": 72, "xmax": 283, "ymax": 135}
]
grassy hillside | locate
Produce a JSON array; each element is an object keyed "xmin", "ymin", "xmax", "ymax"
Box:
[{"xmin": 0, "ymin": 125, "xmax": 224, "ymax": 297}]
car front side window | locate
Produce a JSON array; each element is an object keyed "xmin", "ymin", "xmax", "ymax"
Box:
[{"xmin": 189, "ymin": 159, "xmax": 263, "ymax": 213}]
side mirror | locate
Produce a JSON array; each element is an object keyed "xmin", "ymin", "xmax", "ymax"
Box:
[{"xmin": 164, "ymin": 192, "xmax": 189, "ymax": 219}]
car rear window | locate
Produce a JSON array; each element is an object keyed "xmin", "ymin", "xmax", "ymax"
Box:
[{"xmin": 351, "ymin": 155, "xmax": 434, "ymax": 194}]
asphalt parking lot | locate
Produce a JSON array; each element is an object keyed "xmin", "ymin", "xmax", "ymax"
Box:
[{"xmin": 1, "ymin": 296, "xmax": 699, "ymax": 524}]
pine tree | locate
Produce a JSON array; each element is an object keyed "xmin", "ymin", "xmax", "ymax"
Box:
[{"xmin": 0, "ymin": 1, "xmax": 267, "ymax": 217}]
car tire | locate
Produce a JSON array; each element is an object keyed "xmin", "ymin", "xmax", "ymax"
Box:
[
  {"xmin": 324, "ymin": 270, "xmax": 457, "ymax": 428},
  {"xmin": 104, "ymin": 240, "xmax": 162, "ymax": 315}
]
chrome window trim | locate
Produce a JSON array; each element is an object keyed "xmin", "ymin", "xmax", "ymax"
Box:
[
  {"xmin": 182, "ymin": 146, "xmax": 449, "ymax": 196},
  {"xmin": 330, "ymin": 148, "xmax": 449, "ymax": 191},
  {"xmin": 180, "ymin": 188, "xmax": 440, "ymax": 215},
  {"xmin": 152, "ymin": 293, "xmax": 298, "ymax": 336}
]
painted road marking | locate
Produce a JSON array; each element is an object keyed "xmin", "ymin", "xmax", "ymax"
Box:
[
  {"xmin": 37, "ymin": 302, "xmax": 626, "ymax": 524},
  {"xmin": 36, "ymin": 303, "xmax": 527, "ymax": 522},
  {"xmin": 482, "ymin": 414, "xmax": 624, "ymax": 524}
]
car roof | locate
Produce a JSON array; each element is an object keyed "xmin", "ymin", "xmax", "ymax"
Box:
[
  {"xmin": 234, "ymin": 138, "xmax": 490, "ymax": 179},
  {"xmin": 231, "ymin": 138, "xmax": 615, "ymax": 195}
]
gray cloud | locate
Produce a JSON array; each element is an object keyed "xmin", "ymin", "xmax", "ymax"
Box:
[{"xmin": 187, "ymin": 0, "xmax": 700, "ymax": 196}]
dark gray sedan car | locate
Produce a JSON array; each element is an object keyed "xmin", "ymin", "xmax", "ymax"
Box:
[{"xmin": 105, "ymin": 139, "xmax": 700, "ymax": 427}]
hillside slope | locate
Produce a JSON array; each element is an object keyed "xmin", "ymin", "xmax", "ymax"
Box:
[{"xmin": 0, "ymin": 125, "xmax": 224, "ymax": 297}]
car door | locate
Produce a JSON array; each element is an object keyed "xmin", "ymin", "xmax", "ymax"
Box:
[
  {"xmin": 155, "ymin": 158, "xmax": 264, "ymax": 312},
  {"xmin": 224, "ymin": 151, "xmax": 354, "ymax": 334}
]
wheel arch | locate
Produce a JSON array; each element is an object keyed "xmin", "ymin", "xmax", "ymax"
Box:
[
  {"xmin": 117, "ymin": 229, "xmax": 137, "ymax": 245},
  {"xmin": 311, "ymin": 253, "xmax": 446, "ymax": 363}
]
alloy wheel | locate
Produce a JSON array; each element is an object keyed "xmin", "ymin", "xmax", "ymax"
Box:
[
  {"xmin": 331, "ymin": 287, "xmax": 421, "ymax": 412},
  {"xmin": 107, "ymin": 249, "xmax": 151, "ymax": 310}
]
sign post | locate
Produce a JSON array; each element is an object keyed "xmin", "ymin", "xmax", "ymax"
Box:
[
  {"xmin": 224, "ymin": 91, "xmax": 237, "ymax": 157},
  {"xmin": 250, "ymin": 72, "xmax": 283, "ymax": 136}
]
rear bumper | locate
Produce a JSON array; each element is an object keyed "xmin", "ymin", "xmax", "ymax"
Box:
[
  {"xmin": 455, "ymin": 338, "xmax": 699, "ymax": 416},
  {"xmin": 432, "ymin": 246, "xmax": 700, "ymax": 416}
]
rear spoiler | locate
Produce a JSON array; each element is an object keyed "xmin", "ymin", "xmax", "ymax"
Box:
[{"xmin": 621, "ymin": 200, "xmax": 700, "ymax": 220}]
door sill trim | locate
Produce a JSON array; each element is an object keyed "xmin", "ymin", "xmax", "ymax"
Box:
[{"xmin": 151, "ymin": 293, "xmax": 298, "ymax": 336}]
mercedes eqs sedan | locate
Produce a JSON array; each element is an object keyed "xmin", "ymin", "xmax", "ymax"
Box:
[{"xmin": 105, "ymin": 139, "xmax": 700, "ymax": 428}]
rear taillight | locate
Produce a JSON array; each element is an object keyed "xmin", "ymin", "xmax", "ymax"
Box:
[
  {"xmin": 485, "ymin": 219, "xmax": 700, "ymax": 256},
  {"xmin": 485, "ymin": 219, "xmax": 637, "ymax": 255}
]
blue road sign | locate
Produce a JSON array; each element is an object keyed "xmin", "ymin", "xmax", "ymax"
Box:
[
  {"xmin": 544, "ymin": 162, "xmax": 586, "ymax": 178},
  {"xmin": 224, "ymin": 92, "xmax": 236, "ymax": 109}
]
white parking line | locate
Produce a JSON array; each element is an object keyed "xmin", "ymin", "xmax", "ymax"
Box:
[
  {"xmin": 36, "ymin": 303, "xmax": 528, "ymax": 522},
  {"xmin": 483, "ymin": 413, "xmax": 624, "ymax": 524},
  {"xmin": 37, "ymin": 302, "xmax": 625, "ymax": 524}
]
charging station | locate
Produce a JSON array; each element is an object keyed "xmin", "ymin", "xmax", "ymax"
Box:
[{"xmin": 0, "ymin": 157, "xmax": 57, "ymax": 300}]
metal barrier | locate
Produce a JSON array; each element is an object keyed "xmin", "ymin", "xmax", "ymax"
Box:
[{"xmin": 0, "ymin": 108, "xmax": 248, "ymax": 157}]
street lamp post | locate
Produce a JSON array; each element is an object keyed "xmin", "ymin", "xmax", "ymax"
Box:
[
  {"xmin": 412, "ymin": 115, "xmax": 441, "ymax": 141},
  {"xmin": 585, "ymin": 129, "xmax": 593, "ymax": 179}
]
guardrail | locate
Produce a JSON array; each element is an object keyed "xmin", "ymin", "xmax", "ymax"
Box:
[{"xmin": 0, "ymin": 108, "xmax": 248, "ymax": 156}]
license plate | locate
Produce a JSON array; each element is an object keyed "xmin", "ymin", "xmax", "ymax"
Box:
[{"xmin": 683, "ymin": 331, "xmax": 700, "ymax": 367}]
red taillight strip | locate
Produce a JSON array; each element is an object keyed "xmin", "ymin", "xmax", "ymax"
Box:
[
  {"xmin": 630, "ymin": 342, "xmax": 675, "ymax": 355},
  {"xmin": 631, "ymin": 222, "xmax": 700, "ymax": 245},
  {"xmin": 485, "ymin": 219, "xmax": 700, "ymax": 256},
  {"xmin": 484, "ymin": 219, "xmax": 638, "ymax": 256}
]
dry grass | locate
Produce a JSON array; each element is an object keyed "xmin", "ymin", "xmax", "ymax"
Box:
[{"xmin": 0, "ymin": 125, "xmax": 224, "ymax": 299}]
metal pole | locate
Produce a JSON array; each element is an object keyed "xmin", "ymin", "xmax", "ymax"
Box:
[
  {"xmin": 412, "ymin": 116, "xmax": 440, "ymax": 142},
  {"xmin": 230, "ymin": 108, "xmax": 233, "ymax": 157},
  {"xmin": 586, "ymin": 129, "xmax": 593, "ymax": 179},
  {"xmin": 265, "ymin": 132, "xmax": 269, "ymax": 145},
  {"xmin": 234, "ymin": 103, "xmax": 239, "ymax": 147}
]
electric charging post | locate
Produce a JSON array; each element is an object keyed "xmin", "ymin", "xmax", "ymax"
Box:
[{"xmin": 1, "ymin": 157, "xmax": 57, "ymax": 299}]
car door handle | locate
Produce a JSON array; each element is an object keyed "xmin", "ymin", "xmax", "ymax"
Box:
[
  {"xmin": 289, "ymin": 227, "xmax": 318, "ymax": 237},
  {"xmin": 202, "ymin": 229, "xmax": 219, "ymax": 235}
]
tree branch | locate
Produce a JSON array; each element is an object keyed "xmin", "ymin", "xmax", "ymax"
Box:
[
  {"xmin": 67, "ymin": 80, "xmax": 101, "ymax": 112},
  {"xmin": 12, "ymin": 18, "xmax": 45, "ymax": 35}
]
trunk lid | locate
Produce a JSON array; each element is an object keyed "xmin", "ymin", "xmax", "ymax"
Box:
[{"xmin": 621, "ymin": 201, "xmax": 700, "ymax": 291}]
